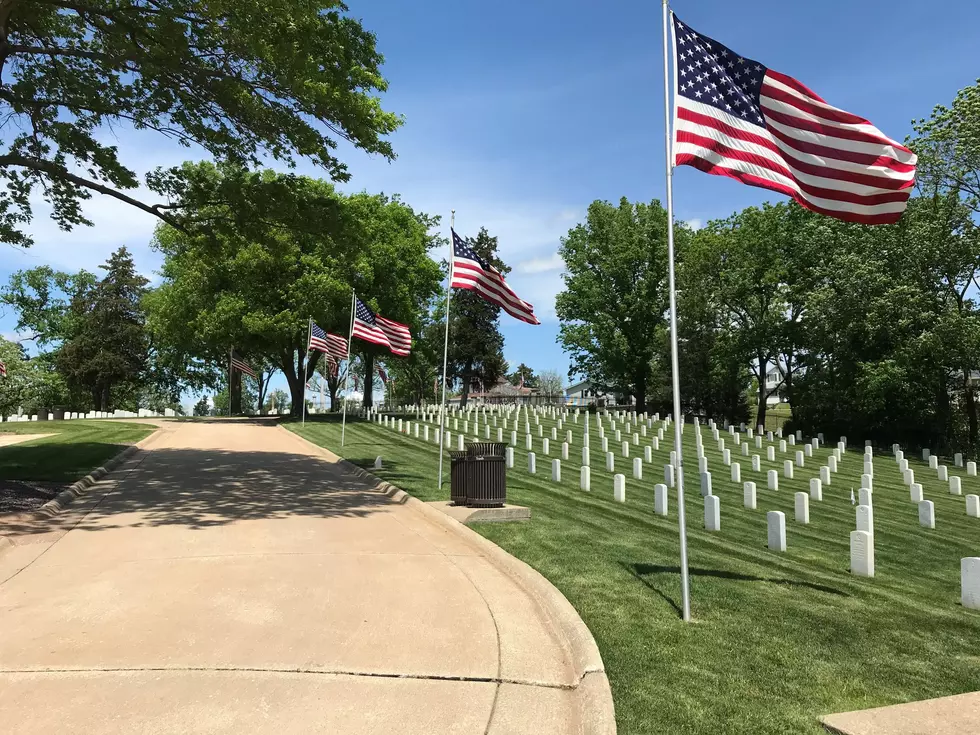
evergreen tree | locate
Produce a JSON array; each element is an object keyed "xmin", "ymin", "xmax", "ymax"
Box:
[
  {"xmin": 447, "ymin": 228, "xmax": 508, "ymax": 407},
  {"xmin": 57, "ymin": 247, "xmax": 149, "ymax": 410}
]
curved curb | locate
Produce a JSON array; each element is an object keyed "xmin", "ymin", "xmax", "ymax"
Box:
[
  {"xmin": 34, "ymin": 444, "xmax": 140, "ymax": 517},
  {"xmin": 282, "ymin": 426, "xmax": 617, "ymax": 734}
]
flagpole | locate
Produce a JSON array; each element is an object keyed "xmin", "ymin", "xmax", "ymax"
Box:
[
  {"xmin": 436, "ymin": 210, "xmax": 455, "ymax": 496},
  {"xmin": 228, "ymin": 348, "xmax": 233, "ymax": 418},
  {"xmin": 662, "ymin": 0, "xmax": 691, "ymax": 623},
  {"xmin": 302, "ymin": 318, "xmax": 311, "ymax": 426},
  {"xmin": 341, "ymin": 290, "xmax": 356, "ymax": 446}
]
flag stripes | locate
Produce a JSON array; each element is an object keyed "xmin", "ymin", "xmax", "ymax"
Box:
[
  {"xmin": 352, "ymin": 297, "xmax": 412, "ymax": 356},
  {"xmin": 230, "ymin": 354, "xmax": 256, "ymax": 379},
  {"xmin": 671, "ymin": 14, "xmax": 916, "ymax": 225},
  {"xmin": 309, "ymin": 321, "xmax": 348, "ymax": 359}
]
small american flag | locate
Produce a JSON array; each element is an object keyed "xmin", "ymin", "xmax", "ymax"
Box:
[
  {"xmin": 671, "ymin": 15, "xmax": 916, "ymax": 225},
  {"xmin": 309, "ymin": 321, "xmax": 348, "ymax": 358},
  {"xmin": 0, "ymin": 360, "xmax": 6, "ymax": 378},
  {"xmin": 352, "ymin": 297, "xmax": 412, "ymax": 356},
  {"xmin": 230, "ymin": 352, "xmax": 256, "ymax": 379},
  {"xmin": 451, "ymin": 229, "xmax": 540, "ymax": 324}
]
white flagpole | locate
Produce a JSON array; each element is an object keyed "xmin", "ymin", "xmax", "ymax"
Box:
[
  {"xmin": 302, "ymin": 318, "xmax": 311, "ymax": 426},
  {"xmin": 662, "ymin": 0, "xmax": 691, "ymax": 623},
  {"xmin": 436, "ymin": 210, "xmax": 455, "ymax": 495},
  {"xmin": 341, "ymin": 290, "xmax": 356, "ymax": 446},
  {"xmin": 228, "ymin": 348, "xmax": 233, "ymax": 417}
]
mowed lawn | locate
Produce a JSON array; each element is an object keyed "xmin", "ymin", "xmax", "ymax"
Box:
[
  {"xmin": 0, "ymin": 420, "xmax": 154, "ymax": 482},
  {"xmin": 290, "ymin": 413, "xmax": 980, "ymax": 735}
]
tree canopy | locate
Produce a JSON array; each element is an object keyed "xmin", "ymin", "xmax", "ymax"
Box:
[{"xmin": 0, "ymin": 0, "xmax": 401, "ymax": 246}]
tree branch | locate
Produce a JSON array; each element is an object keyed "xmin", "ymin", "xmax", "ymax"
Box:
[{"xmin": 0, "ymin": 153, "xmax": 186, "ymax": 232}]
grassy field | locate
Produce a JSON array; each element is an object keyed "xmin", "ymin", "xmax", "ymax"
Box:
[
  {"xmin": 289, "ymin": 412, "xmax": 980, "ymax": 735},
  {"xmin": 750, "ymin": 402, "xmax": 792, "ymax": 434},
  {"xmin": 0, "ymin": 420, "xmax": 155, "ymax": 482}
]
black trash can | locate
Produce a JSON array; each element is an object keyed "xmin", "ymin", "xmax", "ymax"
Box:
[
  {"xmin": 467, "ymin": 442, "xmax": 506, "ymax": 458},
  {"xmin": 465, "ymin": 444, "xmax": 507, "ymax": 508},
  {"xmin": 449, "ymin": 450, "xmax": 469, "ymax": 506},
  {"xmin": 53, "ymin": 408, "xmax": 66, "ymax": 421}
]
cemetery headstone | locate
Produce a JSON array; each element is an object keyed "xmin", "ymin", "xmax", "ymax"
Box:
[
  {"xmin": 918, "ymin": 499, "xmax": 935, "ymax": 528},
  {"xmin": 704, "ymin": 495, "xmax": 720, "ymax": 531},
  {"xmin": 655, "ymin": 483, "xmax": 669, "ymax": 515},
  {"xmin": 851, "ymin": 531, "xmax": 875, "ymax": 577},
  {"xmin": 795, "ymin": 492, "xmax": 809, "ymax": 524},
  {"xmin": 767, "ymin": 511, "xmax": 787, "ymax": 552},
  {"xmin": 614, "ymin": 474, "xmax": 626, "ymax": 503},
  {"xmin": 743, "ymin": 481, "xmax": 757, "ymax": 509}
]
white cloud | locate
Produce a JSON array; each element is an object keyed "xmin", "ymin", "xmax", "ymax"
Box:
[
  {"xmin": 516, "ymin": 252, "xmax": 564, "ymax": 275},
  {"xmin": 683, "ymin": 218, "xmax": 704, "ymax": 231}
]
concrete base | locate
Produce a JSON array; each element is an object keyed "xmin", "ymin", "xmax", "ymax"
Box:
[
  {"xmin": 822, "ymin": 691, "xmax": 980, "ymax": 734},
  {"xmin": 428, "ymin": 501, "xmax": 530, "ymax": 524}
]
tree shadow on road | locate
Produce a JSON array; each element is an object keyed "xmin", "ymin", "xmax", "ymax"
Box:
[{"xmin": 0, "ymin": 447, "xmax": 403, "ymax": 535}]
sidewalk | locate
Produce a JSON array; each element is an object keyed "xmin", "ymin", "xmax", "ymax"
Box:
[{"xmin": 0, "ymin": 419, "xmax": 613, "ymax": 734}]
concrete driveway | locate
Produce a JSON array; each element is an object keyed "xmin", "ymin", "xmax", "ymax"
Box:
[{"xmin": 0, "ymin": 420, "xmax": 612, "ymax": 734}]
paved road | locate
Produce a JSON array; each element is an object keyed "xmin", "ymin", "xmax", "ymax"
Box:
[{"xmin": 0, "ymin": 420, "xmax": 610, "ymax": 734}]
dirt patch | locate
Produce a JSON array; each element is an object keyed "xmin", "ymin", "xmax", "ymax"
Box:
[
  {"xmin": 0, "ymin": 433, "xmax": 57, "ymax": 447},
  {"xmin": 0, "ymin": 479, "xmax": 70, "ymax": 515}
]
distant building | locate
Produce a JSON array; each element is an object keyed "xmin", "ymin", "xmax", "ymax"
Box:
[
  {"xmin": 565, "ymin": 380, "xmax": 625, "ymax": 407},
  {"xmin": 451, "ymin": 376, "xmax": 542, "ymax": 405}
]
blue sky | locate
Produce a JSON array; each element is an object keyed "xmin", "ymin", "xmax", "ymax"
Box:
[{"xmin": 4, "ymin": 0, "xmax": 979, "ymax": 407}]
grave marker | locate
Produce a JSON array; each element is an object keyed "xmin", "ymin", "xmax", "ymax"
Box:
[
  {"xmin": 810, "ymin": 477, "xmax": 823, "ymax": 501},
  {"xmin": 795, "ymin": 492, "xmax": 809, "ymax": 524},
  {"xmin": 918, "ymin": 500, "xmax": 935, "ymax": 528},
  {"xmin": 580, "ymin": 466, "xmax": 591, "ymax": 491},
  {"xmin": 655, "ymin": 484, "xmax": 668, "ymax": 515},
  {"xmin": 851, "ymin": 531, "xmax": 874, "ymax": 577},
  {"xmin": 743, "ymin": 481, "xmax": 757, "ymax": 509},
  {"xmin": 704, "ymin": 495, "xmax": 720, "ymax": 531},
  {"xmin": 767, "ymin": 511, "xmax": 786, "ymax": 552},
  {"xmin": 614, "ymin": 474, "xmax": 626, "ymax": 503}
]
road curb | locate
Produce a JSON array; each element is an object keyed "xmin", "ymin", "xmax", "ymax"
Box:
[
  {"xmin": 34, "ymin": 444, "xmax": 141, "ymax": 517},
  {"xmin": 282, "ymin": 426, "xmax": 617, "ymax": 734}
]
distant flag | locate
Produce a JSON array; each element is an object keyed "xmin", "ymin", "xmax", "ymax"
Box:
[
  {"xmin": 325, "ymin": 354, "xmax": 339, "ymax": 378},
  {"xmin": 377, "ymin": 365, "xmax": 388, "ymax": 384},
  {"xmin": 309, "ymin": 321, "xmax": 348, "ymax": 359},
  {"xmin": 434, "ymin": 377, "xmax": 438, "ymax": 395},
  {"xmin": 850, "ymin": 488, "xmax": 856, "ymax": 505},
  {"xmin": 0, "ymin": 360, "xmax": 6, "ymax": 378},
  {"xmin": 670, "ymin": 15, "xmax": 916, "ymax": 225},
  {"xmin": 353, "ymin": 373, "xmax": 360, "ymax": 391},
  {"xmin": 451, "ymin": 229, "xmax": 540, "ymax": 324},
  {"xmin": 352, "ymin": 297, "xmax": 412, "ymax": 356},
  {"xmin": 230, "ymin": 352, "xmax": 256, "ymax": 379}
]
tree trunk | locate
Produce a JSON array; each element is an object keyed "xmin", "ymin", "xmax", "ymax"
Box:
[
  {"xmin": 280, "ymin": 348, "xmax": 305, "ymax": 418},
  {"xmin": 363, "ymin": 351, "xmax": 374, "ymax": 409},
  {"xmin": 230, "ymin": 369, "xmax": 241, "ymax": 416},
  {"xmin": 756, "ymin": 355, "xmax": 768, "ymax": 430},
  {"xmin": 635, "ymin": 368, "xmax": 647, "ymax": 414},
  {"xmin": 460, "ymin": 358, "xmax": 473, "ymax": 408},
  {"xmin": 965, "ymin": 374, "xmax": 978, "ymax": 448}
]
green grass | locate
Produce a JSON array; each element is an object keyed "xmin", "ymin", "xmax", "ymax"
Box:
[
  {"xmin": 0, "ymin": 420, "xmax": 155, "ymax": 482},
  {"xmin": 750, "ymin": 402, "xmax": 793, "ymax": 433},
  {"xmin": 289, "ymin": 413, "xmax": 980, "ymax": 735}
]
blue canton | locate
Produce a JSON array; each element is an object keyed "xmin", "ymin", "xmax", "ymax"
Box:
[
  {"xmin": 674, "ymin": 15, "xmax": 767, "ymax": 127},
  {"xmin": 355, "ymin": 298, "xmax": 377, "ymax": 325}
]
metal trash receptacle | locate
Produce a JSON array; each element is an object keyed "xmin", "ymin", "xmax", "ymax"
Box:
[
  {"xmin": 467, "ymin": 442, "xmax": 506, "ymax": 458},
  {"xmin": 465, "ymin": 444, "xmax": 507, "ymax": 508},
  {"xmin": 449, "ymin": 450, "xmax": 469, "ymax": 506}
]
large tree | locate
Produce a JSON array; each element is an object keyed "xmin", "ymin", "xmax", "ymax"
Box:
[
  {"xmin": 149, "ymin": 165, "xmax": 441, "ymax": 416},
  {"xmin": 57, "ymin": 246, "xmax": 149, "ymax": 410},
  {"xmin": 556, "ymin": 197, "xmax": 683, "ymax": 413},
  {"xmin": 0, "ymin": 0, "xmax": 401, "ymax": 246},
  {"xmin": 446, "ymin": 228, "xmax": 508, "ymax": 407}
]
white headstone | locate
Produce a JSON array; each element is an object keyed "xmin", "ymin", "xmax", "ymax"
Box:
[
  {"xmin": 651, "ymin": 437, "xmax": 659, "ymax": 451},
  {"xmin": 795, "ymin": 492, "xmax": 809, "ymax": 524},
  {"xmin": 963, "ymin": 558, "xmax": 980, "ymax": 610},
  {"xmin": 561, "ymin": 442, "xmax": 569, "ymax": 460},
  {"xmin": 613, "ymin": 474, "xmax": 626, "ymax": 503},
  {"xmin": 606, "ymin": 452, "xmax": 615, "ymax": 472},
  {"xmin": 903, "ymin": 469, "xmax": 914, "ymax": 486},
  {"xmin": 965, "ymin": 494, "xmax": 979, "ymax": 518},
  {"xmin": 898, "ymin": 458, "xmax": 908, "ymax": 473},
  {"xmin": 528, "ymin": 452, "xmax": 536, "ymax": 474},
  {"xmin": 698, "ymin": 456, "xmax": 708, "ymax": 473},
  {"xmin": 582, "ymin": 446, "xmax": 590, "ymax": 466},
  {"xmin": 654, "ymin": 483, "xmax": 668, "ymax": 515},
  {"xmin": 860, "ymin": 473, "xmax": 873, "ymax": 490},
  {"xmin": 767, "ymin": 446, "xmax": 776, "ymax": 462},
  {"xmin": 768, "ymin": 469, "xmax": 779, "ymax": 490},
  {"xmin": 969, "ymin": 461, "xmax": 977, "ymax": 477},
  {"xmin": 767, "ymin": 511, "xmax": 787, "ymax": 552},
  {"xmin": 856, "ymin": 504, "xmax": 874, "ymax": 536},
  {"xmin": 542, "ymin": 438, "xmax": 550, "ymax": 455},
  {"xmin": 601, "ymin": 437, "xmax": 609, "ymax": 452},
  {"xmin": 633, "ymin": 457, "xmax": 643, "ymax": 479},
  {"xmin": 955, "ymin": 452, "xmax": 964, "ymax": 468},
  {"xmin": 796, "ymin": 450, "xmax": 805, "ymax": 467},
  {"xmin": 910, "ymin": 483, "xmax": 923, "ymax": 503},
  {"xmin": 704, "ymin": 495, "xmax": 720, "ymax": 531},
  {"xmin": 526, "ymin": 434, "xmax": 533, "ymax": 450},
  {"xmin": 723, "ymin": 449, "xmax": 731, "ymax": 466},
  {"xmin": 937, "ymin": 465, "xmax": 948, "ymax": 481},
  {"xmin": 922, "ymin": 448, "xmax": 931, "ymax": 461},
  {"xmin": 506, "ymin": 447, "xmax": 514, "ymax": 469},
  {"xmin": 552, "ymin": 459, "xmax": 561, "ymax": 482},
  {"xmin": 700, "ymin": 471, "xmax": 712, "ymax": 497},
  {"xmin": 859, "ymin": 487, "xmax": 873, "ymax": 507},
  {"xmin": 810, "ymin": 477, "xmax": 823, "ymax": 501},
  {"xmin": 804, "ymin": 444, "xmax": 813, "ymax": 458},
  {"xmin": 374, "ymin": 456, "xmax": 383, "ymax": 469},
  {"xmin": 742, "ymin": 442, "xmax": 750, "ymax": 456},
  {"xmin": 784, "ymin": 460, "xmax": 794, "ymax": 479},
  {"xmin": 743, "ymin": 481, "xmax": 757, "ymax": 509},
  {"xmin": 510, "ymin": 430, "xmax": 517, "ymax": 446},
  {"xmin": 731, "ymin": 462, "xmax": 741, "ymax": 483},
  {"xmin": 644, "ymin": 446, "xmax": 652, "ymax": 463},
  {"xmin": 950, "ymin": 476, "xmax": 962, "ymax": 495},
  {"xmin": 665, "ymin": 464, "xmax": 675, "ymax": 488},
  {"xmin": 918, "ymin": 499, "xmax": 935, "ymax": 528},
  {"xmin": 752, "ymin": 455, "xmax": 761, "ymax": 472},
  {"xmin": 851, "ymin": 530, "xmax": 875, "ymax": 577}
]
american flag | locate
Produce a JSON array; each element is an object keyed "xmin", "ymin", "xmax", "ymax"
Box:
[
  {"xmin": 352, "ymin": 297, "xmax": 412, "ymax": 356},
  {"xmin": 451, "ymin": 229, "xmax": 540, "ymax": 324},
  {"xmin": 671, "ymin": 15, "xmax": 916, "ymax": 225},
  {"xmin": 325, "ymin": 354, "xmax": 339, "ymax": 378},
  {"xmin": 230, "ymin": 352, "xmax": 256, "ymax": 379},
  {"xmin": 377, "ymin": 365, "xmax": 388, "ymax": 384},
  {"xmin": 309, "ymin": 321, "xmax": 348, "ymax": 358},
  {"xmin": 0, "ymin": 360, "xmax": 6, "ymax": 378}
]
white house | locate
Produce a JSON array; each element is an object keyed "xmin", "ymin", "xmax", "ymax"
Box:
[{"xmin": 565, "ymin": 380, "xmax": 624, "ymax": 407}]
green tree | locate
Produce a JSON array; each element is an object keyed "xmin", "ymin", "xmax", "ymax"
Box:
[
  {"xmin": 446, "ymin": 228, "xmax": 508, "ymax": 407},
  {"xmin": 0, "ymin": 338, "xmax": 28, "ymax": 418},
  {"xmin": 508, "ymin": 363, "xmax": 537, "ymax": 387},
  {"xmin": 192, "ymin": 396, "xmax": 210, "ymax": 417},
  {"xmin": 0, "ymin": 267, "xmax": 97, "ymax": 345},
  {"xmin": 0, "ymin": 0, "xmax": 401, "ymax": 246},
  {"xmin": 149, "ymin": 165, "xmax": 441, "ymax": 416},
  {"xmin": 57, "ymin": 247, "xmax": 149, "ymax": 410},
  {"xmin": 556, "ymin": 198, "xmax": 682, "ymax": 413}
]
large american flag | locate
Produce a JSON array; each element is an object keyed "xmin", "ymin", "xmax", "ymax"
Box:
[
  {"xmin": 451, "ymin": 229, "xmax": 540, "ymax": 325},
  {"xmin": 671, "ymin": 15, "xmax": 916, "ymax": 225},
  {"xmin": 352, "ymin": 297, "xmax": 412, "ymax": 356},
  {"xmin": 308, "ymin": 321, "xmax": 348, "ymax": 359}
]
